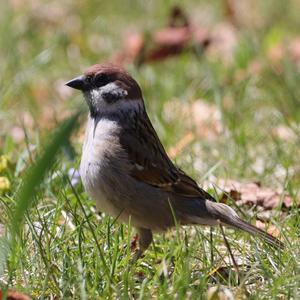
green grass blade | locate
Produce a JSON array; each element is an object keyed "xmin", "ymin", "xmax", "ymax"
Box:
[{"xmin": 0, "ymin": 111, "xmax": 81, "ymax": 276}]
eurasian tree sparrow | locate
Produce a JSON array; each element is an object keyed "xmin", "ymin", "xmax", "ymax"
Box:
[{"xmin": 66, "ymin": 64, "xmax": 283, "ymax": 257}]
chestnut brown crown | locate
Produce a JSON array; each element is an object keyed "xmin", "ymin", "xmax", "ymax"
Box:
[{"xmin": 66, "ymin": 63, "xmax": 142, "ymax": 100}]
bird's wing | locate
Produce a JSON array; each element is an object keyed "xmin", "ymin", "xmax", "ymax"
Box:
[{"xmin": 119, "ymin": 112, "xmax": 215, "ymax": 200}]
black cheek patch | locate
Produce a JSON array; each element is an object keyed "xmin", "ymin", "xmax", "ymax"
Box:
[{"xmin": 102, "ymin": 89, "xmax": 127, "ymax": 103}]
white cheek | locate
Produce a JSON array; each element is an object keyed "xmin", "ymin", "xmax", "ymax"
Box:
[
  {"xmin": 88, "ymin": 88, "xmax": 108, "ymax": 111},
  {"xmin": 88, "ymin": 82, "xmax": 128, "ymax": 110},
  {"xmin": 90, "ymin": 88, "xmax": 102, "ymax": 102},
  {"xmin": 101, "ymin": 82, "xmax": 128, "ymax": 97}
]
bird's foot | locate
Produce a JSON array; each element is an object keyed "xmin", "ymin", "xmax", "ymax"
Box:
[{"xmin": 130, "ymin": 248, "xmax": 144, "ymax": 264}]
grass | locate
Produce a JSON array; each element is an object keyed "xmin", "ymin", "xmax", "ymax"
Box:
[{"xmin": 0, "ymin": 0, "xmax": 299, "ymax": 299}]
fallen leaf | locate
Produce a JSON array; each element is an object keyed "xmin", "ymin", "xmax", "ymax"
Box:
[
  {"xmin": 9, "ymin": 126, "xmax": 24, "ymax": 142},
  {"xmin": 255, "ymin": 220, "xmax": 281, "ymax": 238},
  {"xmin": 289, "ymin": 38, "xmax": 300, "ymax": 62},
  {"xmin": 268, "ymin": 37, "xmax": 300, "ymax": 70},
  {"xmin": 0, "ymin": 290, "xmax": 31, "ymax": 300},
  {"xmin": 268, "ymin": 42, "xmax": 285, "ymax": 70},
  {"xmin": 248, "ymin": 59, "xmax": 264, "ymax": 75},
  {"xmin": 153, "ymin": 27, "xmax": 190, "ymax": 47},
  {"xmin": 272, "ymin": 125, "xmax": 298, "ymax": 142},
  {"xmin": 110, "ymin": 5, "xmax": 210, "ymax": 66},
  {"xmin": 217, "ymin": 179, "xmax": 295, "ymax": 210},
  {"xmin": 145, "ymin": 26, "xmax": 191, "ymax": 62},
  {"xmin": 223, "ymin": 0, "xmax": 237, "ymax": 26},
  {"xmin": 110, "ymin": 32, "xmax": 144, "ymax": 66},
  {"xmin": 206, "ymin": 22, "xmax": 238, "ymax": 64}
]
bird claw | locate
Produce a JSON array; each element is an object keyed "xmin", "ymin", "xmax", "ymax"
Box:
[{"xmin": 130, "ymin": 249, "xmax": 144, "ymax": 263}]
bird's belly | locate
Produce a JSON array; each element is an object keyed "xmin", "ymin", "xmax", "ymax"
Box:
[
  {"xmin": 80, "ymin": 157, "xmax": 124, "ymax": 218},
  {"xmin": 80, "ymin": 154, "xmax": 172, "ymax": 230}
]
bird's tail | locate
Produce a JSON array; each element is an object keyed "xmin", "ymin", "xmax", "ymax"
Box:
[{"xmin": 205, "ymin": 200, "xmax": 284, "ymax": 248}]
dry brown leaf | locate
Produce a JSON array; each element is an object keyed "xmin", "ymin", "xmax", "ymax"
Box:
[
  {"xmin": 110, "ymin": 32, "xmax": 144, "ymax": 66},
  {"xmin": 112, "ymin": 28, "xmax": 194, "ymax": 66},
  {"xmin": 110, "ymin": 6, "xmax": 210, "ymax": 66},
  {"xmin": 222, "ymin": 0, "xmax": 263, "ymax": 28},
  {"xmin": 206, "ymin": 22, "xmax": 238, "ymax": 64},
  {"xmin": 268, "ymin": 43, "xmax": 285, "ymax": 69},
  {"xmin": 248, "ymin": 59, "xmax": 264, "ymax": 75},
  {"xmin": 217, "ymin": 179, "xmax": 295, "ymax": 210},
  {"xmin": 10, "ymin": 126, "xmax": 25, "ymax": 144},
  {"xmin": 272, "ymin": 125, "xmax": 297, "ymax": 142},
  {"xmin": 110, "ymin": 5, "xmax": 246, "ymax": 66},
  {"xmin": 0, "ymin": 290, "xmax": 31, "ymax": 300},
  {"xmin": 255, "ymin": 220, "xmax": 281, "ymax": 238},
  {"xmin": 289, "ymin": 38, "xmax": 300, "ymax": 62},
  {"xmin": 223, "ymin": 0, "xmax": 237, "ymax": 25},
  {"xmin": 144, "ymin": 27, "xmax": 192, "ymax": 62},
  {"xmin": 153, "ymin": 27, "xmax": 191, "ymax": 47},
  {"xmin": 234, "ymin": 59, "xmax": 265, "ymax": 82},
  {"xmin": 268, "ymin": 37, "xmax": 300, "ymax": 70}
]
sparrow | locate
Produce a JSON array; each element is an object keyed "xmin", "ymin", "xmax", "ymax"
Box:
[{"xmin": 66, "ymin": 63, "xmax": 283, "ymax": 257}]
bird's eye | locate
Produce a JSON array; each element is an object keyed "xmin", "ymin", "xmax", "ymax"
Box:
[
  {"xmin": 94, "ymin": 73, "xmax": 110, "ymax": 87},
  {"xmin": 85, "ymin": 76, "xmax": 93, "ymax": 84}
]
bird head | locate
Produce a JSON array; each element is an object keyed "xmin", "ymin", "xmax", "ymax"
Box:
[{"xmin": 66, "ymin": 63, "xmax": 143, "ymax": 117}]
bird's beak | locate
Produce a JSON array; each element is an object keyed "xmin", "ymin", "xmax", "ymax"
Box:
[{"xmin": 65, "ymin": 75, "xmax": 87, "ymax": 90}]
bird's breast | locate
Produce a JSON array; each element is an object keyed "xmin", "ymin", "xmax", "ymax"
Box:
[{"xmin": 80, "ymin": 116, "xmax": 124, "ymax": 214}]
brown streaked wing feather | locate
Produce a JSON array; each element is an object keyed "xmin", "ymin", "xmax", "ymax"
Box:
[{"xmin": 119, "ymin": 112, "xmax": 215, "ymax": 200}]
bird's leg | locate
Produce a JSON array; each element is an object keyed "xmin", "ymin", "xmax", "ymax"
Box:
[
  {"xmin": 130, "ymin": 233, "xmax": 139, "ymax": 251},
  {"xmin": 132, "ymin": 228, "xmax": 153, "ymax": 261},
  {"xmin": 139, "ymin": 228, "xmax": 153, "ymax": 253}
]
